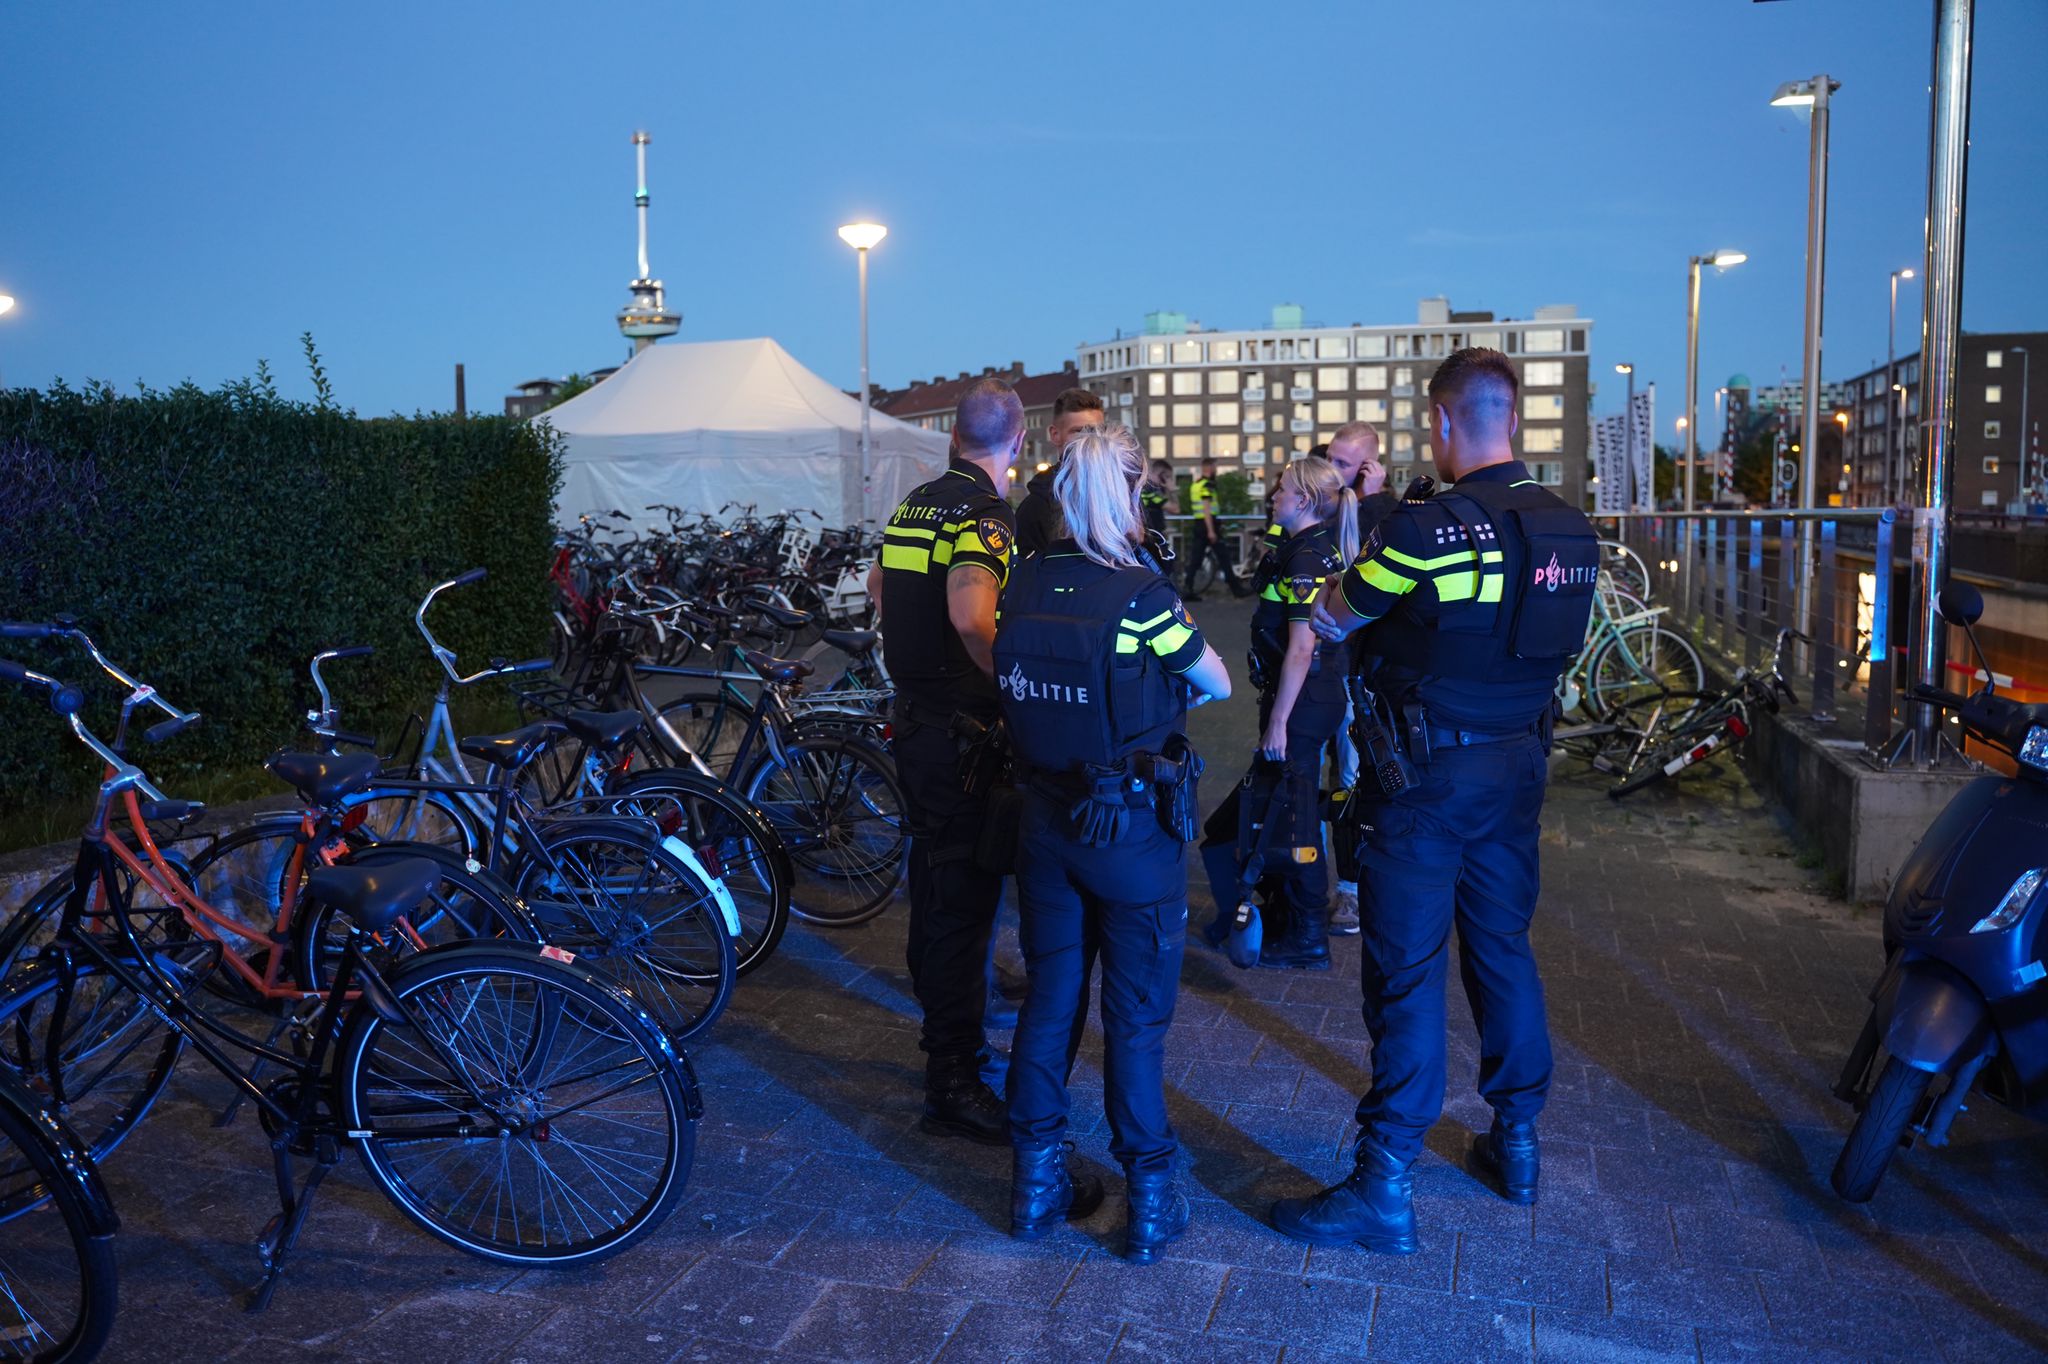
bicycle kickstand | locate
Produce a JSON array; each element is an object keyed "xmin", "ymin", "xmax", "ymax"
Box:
[{"xmin": 246, "ymin": 1128, "xmax": 336, "ymax": 1313}]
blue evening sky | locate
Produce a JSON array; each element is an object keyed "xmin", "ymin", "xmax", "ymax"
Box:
[{"xmin": 3, "ymin": 0, "xmax": 2044, "ymax": 435}]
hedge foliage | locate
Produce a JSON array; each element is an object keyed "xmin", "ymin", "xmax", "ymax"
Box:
[{"xmin": 0, "ymin": 374, "xmax": 563, "ymax": 815}]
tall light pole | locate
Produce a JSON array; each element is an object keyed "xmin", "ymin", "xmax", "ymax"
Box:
[
  {"xmin": 1887, "ymin": 268, "xmax": 1916, "ymax": 506},
  {"xmin": 2013, "ymin": 346, "xmax": 2031, "ymax": 508},
  {"xmin": 1772, "ymin": 73, "xmax": 1840, "ymax": 643},
  {"xmin": 837, "ymin": 221, "xmax": 888, "ymax": 524},
  {"xmin": 1684, "ymin": 251, "xmax": 1746, "ymax": 512},
  {"xmin": 1616, "ymin": 362, "xmax": 1636, "ymax": 509}
]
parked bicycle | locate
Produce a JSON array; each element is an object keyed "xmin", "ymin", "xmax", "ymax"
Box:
[
  {"xmin": 1606, "ymin": 629, "xmax": 1804, "ymax": 799},
  {"xmin": 0, "ymin": 1068, "xmax": 117, "ymax": 1364}
]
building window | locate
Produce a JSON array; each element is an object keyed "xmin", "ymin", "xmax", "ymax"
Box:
[
  {"xmin": 1986, "ymin": 420, "xmax": 2002, "ymax": 439},
  {"xmin": 1172, "ymin": 371, "xmax": 1202, "ymax": 396},
  {"xmin": 1292, "ymin": 370, "xmax": 1313, "ymax": 391},
  {"xmin": 1427, "ymin": 333, "xmax": 1446, "ymax": 356},
  {"xmin": 1211, "ymin": 432, "xmax": 1242, "ymax": 460},
  {"xmin": 1392, "ymin": 399, "xmax": 1414, "ymax": 422},
  {"xmin": 1470, "ymin": 331, "xmax": 1501, "ymax": 349},
  {"xmin": 1171, "ymin": 434, "xmax": 1203, "ymax": 459},
  {"xmin": 1147, "ymin": 343, "xmax": 1167, "ymax": 364},
  {"xmin": 1524, "ymin": 394, "xmax": 1566, "ymax": 420},
  {"xmin": 1318, "ymin": 336, "xmax": 1350, "ymax": 359},
  {"xmin": 1210, "ymin": 340, "xmax": 1240, "ymax": 363},
  {"xmin": 1172, "ymin": 340, "xmax": 1203, "ymax": 364},
  {"xmin": 1311, "ymin": 366, "xmax": 1343, "ymax": 391},
  {"xmin": 1148, "ymin": 435, "xmax": 1166, "ymax": 459},
  {"xmin": 1315, "ymin": 398, "xmax": 1349, "ymax": 424},
  {"xmin": 1209, "ymin": 401, "xmax": 1240, "ymax": 427},
  {"xmin": 1356, "ymin": 334, "xmax": 1388, "ymax": 358},
  {"xmin": 1147, "ymin": 372, "xmax": 1166, "ymax": 396},
  {"xmin": 1982, "ymin": 489, "xmax": 1999, "ymax": 506},
  {"xmin": 1209, "ymin": 369, "xmax": 1239, "ymax": 395},
  {"xmin": 1147, "ymin": 403, "xmax": 1166, "ymax": 428},
  {"xmin": 1530, "ymin": 460, "xmax": 1565, "ymax": 486},
  {"xmin": 1356, "ymin": 398, "xmax": 1388, "ymax": 422},
  {"xmin": 1392, "ymin": 431, "xmax": 1415, "ymax": 454},
  {"xmin": 1984, "ymin": 457, "xmax": 2000, "ymax": 474},
  {"xmin": 1523, "ymin": 427, "xmax": 1564, "ymax": 453},
  {"xmin": 1394, "ymin": 335, "xmax": 1412, "ymax": 358},
  {"xmin": 1986, "ymin": 385, "xmax": 2002, "ymax": 403},
  {"xmin": 1394, "ymin": 366, "xmax": 1414, "ymax": 388},
  {"xmin": 1987, "ymin": 349, "xmax": 2004, "ymax": 368},
  {"xmin": 1523, "ymin": 329, "xmax": 1565, "ymax": 354},
  {"xmin": 1356, "ymin": 365, "xmax": 1386, "ymax": 391},
  {"xmin": 1171, "ymin": 402, "xmax": 1202, "ymax": 426},
  {"xmin": 1523, "ymin": 360, "xmax": 1565, "ymax": 387}
]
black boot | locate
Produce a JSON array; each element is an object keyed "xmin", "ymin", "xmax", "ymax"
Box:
[
  {"xmin": 1269, "ymin": 1143, "xmax": 1418, "ymax": 1254},
  {"xmin": 1011, "ymin": 1141, "xmax": 1105, "ymax": 1239},
  {"xmin": 1124, "ymin": 1167, "xmax": 1190, "ymax": 1264},
  {"xmin": 1257, "ymin": 902, "xmax": 1330, "ymax": 971},
  {"xmin": 1467, "ymin": 1117, "xmax": 1539, "ymax": 1204},
  {"xmin": 921, "ymin": 1055, "xmax": 1008, "ymax": 1146}
]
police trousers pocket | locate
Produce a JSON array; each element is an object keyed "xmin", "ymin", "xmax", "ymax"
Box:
[{"xmin": 974, "ymin": 784, "xmax": 1024, "ymax": 875}]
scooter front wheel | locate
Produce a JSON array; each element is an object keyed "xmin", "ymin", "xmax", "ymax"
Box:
[{"xmin": 1831, "ymin": 1055, "xmax": 1932, "ymax": 1202}]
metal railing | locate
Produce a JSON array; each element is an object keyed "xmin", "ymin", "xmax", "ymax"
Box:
[{"xmin": 1594, "ymin": 510, "xmax": 1903, "ymax": 755}]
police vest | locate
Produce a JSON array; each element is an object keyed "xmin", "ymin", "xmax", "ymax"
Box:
[
  {"xmin": 1368, "ymin": 478, "xmax": 1598, "ymax": 684},
  {"xmin": 993, "ymin": 558, "xmax": 1181, "ymax": 777}
]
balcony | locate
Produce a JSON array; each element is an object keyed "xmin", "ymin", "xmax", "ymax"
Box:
[{"xmin": 1288, "ymin": 387, "xmax": 1314, "ymax": 402}]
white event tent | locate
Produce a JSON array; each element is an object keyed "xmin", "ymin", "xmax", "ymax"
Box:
[{"xmin": 540, "ymin": 337, "xmax": 948, "ymax": 528}]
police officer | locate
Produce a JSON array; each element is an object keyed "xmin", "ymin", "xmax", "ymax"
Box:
[
  {"xmin": 995, "ymin": 427, "xmax": 1231, "ymax": 1262},
  {"xmin": 1016, "ymin": 388, "xmax": 1108, "ymax": 558},
  {"xmin": 872, "ymin": 377, "xmax": 1026, "ymax": 1144},
  {"xmin": 1198, "ymin": 455, "xmax": 1357, "ymax": 970},
  {"xmin": 1139, "ymin": 459, "xmax": 1177, "ymax": 544},
  {"xmin": 1271, "ymin": 347, "xmax": 1598, "ymax": 1252},
  {"xmin": 1182, "ymin": 459, "xmax": 1249, "ymax": 600}
]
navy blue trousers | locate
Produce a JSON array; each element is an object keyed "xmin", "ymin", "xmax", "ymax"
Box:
[
  {"xmin": 1007, "ymin": 792, "xmax": 1188, "ymax": 1173},
  {"xmin": 1353, "ymin": 734, "xmax": 1553, "ymax": 1166}
]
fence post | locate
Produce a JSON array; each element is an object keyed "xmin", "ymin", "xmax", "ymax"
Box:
[
  {"xmin": 1777, "ymin": 519, "xmax": 1797, "ymax": 637},
  {"xmin": 1702, "ymin": 519, "xmax": 1720, "ymax": 649},
  {"xmin": 1812, "ymin": 519, "xmax": 1839, "ymax": 724},
  {"xmin": 1745, "ymin": 518, "xmax": 1765, "ymax": 670},
  {"xmin": 1863, "ymin": 511, "xmax": 1896, "ymax": 753}
]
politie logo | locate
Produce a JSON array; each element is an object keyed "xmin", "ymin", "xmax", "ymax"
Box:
[
  {"xmin": 1003, "ymin": 663, "xmax": 1089, "ymax": 704},
  {"xmin": 1533, "ymin": 552, "xmax": 1597, "ymax": 593}
]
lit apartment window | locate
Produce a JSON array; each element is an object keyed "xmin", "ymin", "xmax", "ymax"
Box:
[
  {"xmin": 1394, "ymin": 367, "xmax": 1414, "ymax": 388},
  {"xmin": 1316, "ymin": 398, "xmax": 1349, "ymax": 424},
  {"xmin": 1523, "ymin": 330, "xmax": 1565, "ymax": 354},
  {"xmin": 1171, "ymin": 434, "xmax": 1203, "ymax": 459},
  {"xmin": 1147, "ymin": 372, "xmax": 1167, "ymax": 396},
  {"xmin": 1172, "ymin": 402, "xmax": 1202, "ymax": 426},
  {"xmin": 1393, "ymin": 431, "xmax": 1415, "ymax": 454},
  {"xmin": 1394, "ymin": 335, "xmax": 1412, "ymax": 358},
  {"xmin": 1172, "ymin": 371, "xmax": 1202, "ymax": 396},
  {"xmin": 1984, "ymin": 457, "xmax": 2000, "ymax": 474},
  {"xmin": 1148, "ymin": 435, "xmax": 1166, "ymax": 459},
  {"xmin": 1148, "ymin": 343, "xmax": 1167, "ymax": 364},
  {"xmin": 1987, "ymin": 350, "xmax": 2004, "ymax": 368},
  {"xmin": 1530, "ymin": 461, "xmax": 1565, "ymax": 486},
  {"xmin": 1356, "ymin": 366, "xmax": 1386, "ymax": 391},
  {"xmin": 1393, "ymin": 399, "xmax": 1413, "ymax": 422},
  {"xmin": 1245, "ymin": 370, "xmax": 1264, "ymax": 390},
  {"xmin": 1293, "ymin": 435, "xmax": 1313, "ymax": 453},
  {"xmin": 1292, "ymin": 371, "xmax": 1313, "ymax": 391},
  {"xmin": 1428, "ymin": 334, "xmax": 1446, "ymax": 356},
  {"xmin": 1986, "ymin": 385, "xmax": 2002, "ymax": 403},
  {"xmin": 1211, "ymin": 432, "xmax": 1242, "ymax": 459},
  {"xmin": 1356, "ymin": 398, "xmax": 1388, "ymax": 422},
  {"xmin": 1986, "ymin": 420, "xmax": 2002, "ymax": 438},
  {"xmin": 1470, "ymin": 331, "xmax": 1501, "ymax": 349},
  {"xmin": 1209, "ymin": 370, "xmax": 1239, "ymax": 395},
  {"xmin": 1318, "ymin": 336, "xmax": 1350, "ymax": 359},
  {"xmin": 1524, "ymin": 394, "xmax": 1566, "ymax": 420},
  {"xmin": 1312, "ymin": 367, "xmax": 1344, "ymax": 391},
  {"xmin": 1356, "ymin": 334, "xmax": 1388, "ymax": 359},
  {"xmin": 1148, "ymin": 403, "xmax": 1167, "ymax": 428},
  {"xmin": 1524, "ymin": 361, "xmax": 1565, "ymax": 387},
  {"xmin": 1523, "ymin": 427, "xmax": 1564, "ymax": 453},
  {"xmin": 1172, "ymin": 340, "xmax": 1203, "ymax": 364},
  {"xmin": 1211, "ymin": 340, "xmax": 1240, "ymax": 363},
  {"xmin": 1209, "ymin": 402, "xmax": 1241, "ymax": 427}
]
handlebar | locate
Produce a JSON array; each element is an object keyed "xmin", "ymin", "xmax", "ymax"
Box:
[
  {"xmin": 0, "ymin": 619, "xmax": 200, "ymax": 736},
  {"xmin": 1, "ymin": 621, "xmax": 56, "ymax": 639},
  {"xmin": 1909, "ymin": 682, "xmax": 2048, "ymax": 766},
  {"xmin": 451, "ymin": 567, "xmax": 488, "ymax": 588},
  {"xmin": 0, "ymin": 658, "xmax": 87, "ymax": 715},
  {"xmin": 143, "ymin": 712, "xmax": 202, "ymax": 745},
  {"xmin": 417, "ymin": 571, "xmax": 555, "ymax": 686}
]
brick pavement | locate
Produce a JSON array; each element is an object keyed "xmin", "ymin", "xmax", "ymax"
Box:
[{"xmin": 81, "ymin": 596, "xmax": 2048, "ymax": 1363}]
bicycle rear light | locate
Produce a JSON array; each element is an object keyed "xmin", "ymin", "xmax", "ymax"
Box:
[{"xmin": 1727, "ymin": 715, "xmax": 1750, "ymax": 740}]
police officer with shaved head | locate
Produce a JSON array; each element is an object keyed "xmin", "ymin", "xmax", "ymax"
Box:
[
  {"xmin": 874, "ymin": 377, "xmax": 1027, "ymax": 1143},
  {"xmin": 1271, "ymin": 348, "xmax": 1598, "ymax": 1253}
]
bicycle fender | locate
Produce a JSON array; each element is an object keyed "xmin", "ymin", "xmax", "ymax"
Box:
[
  {"xmin": 0, "ymin": 1082, "xmax": 120, "ymax": 1236},
  {"xmin": 659, "ymin": 835, "xmax": 740, "ymax": 938},
  {"xmin": 1881, "ymin": 961, "xmax": 1992, "ymax": 1075}
]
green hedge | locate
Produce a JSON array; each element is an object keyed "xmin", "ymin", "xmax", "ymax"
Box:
[{"xmin": 0, "ymin": 377, "xmax": 563, "ymax": 820}]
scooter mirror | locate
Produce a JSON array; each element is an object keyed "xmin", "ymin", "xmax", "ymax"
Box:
[{"xmin": 1937, "ymin": 581, "xmax": 1984, "ymax": 628}]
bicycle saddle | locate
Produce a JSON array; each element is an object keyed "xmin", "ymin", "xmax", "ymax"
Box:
[
  {"xmin": 458, "ymin": 720, "xmax": 567, "ymax": 769},
  {"xmin": 306, "ymin": 857, "xmax": 439, "ymax": 935},
  {"xmin": 738, "ymin": 648, "xmax": 815, "ymax": 683},
  {"xmin": 564, "ymin": 709, "xmax": 644, "ymax": 751},
  {"xmin": 821, "ymin": 628, "xmax": 879, "ymax": 657},
  {"xmin": 749, "ymin": 599, "xmax": 812, "ymax": 630},
  {"xmin": 268, "ymin": 750, "xmax": 381, "ymax": 806}
]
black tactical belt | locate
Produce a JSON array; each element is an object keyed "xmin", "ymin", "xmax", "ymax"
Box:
[{"xmin": 1420, "ymin": 721, "xmax": 1539, "ymax": 750}]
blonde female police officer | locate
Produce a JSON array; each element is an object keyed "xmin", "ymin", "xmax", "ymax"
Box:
[{"xmin": 993, "ymin": 427, "xmax": 1230, "ymax": 1263}]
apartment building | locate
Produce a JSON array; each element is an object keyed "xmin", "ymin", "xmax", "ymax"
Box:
[
  {"xmin": 871, "ymin": 361, "xmax": 1086, "ymax": 477},
  {"xmin": 1835, "ymin": 331, "xmax": 2044, "ymax": 511}
]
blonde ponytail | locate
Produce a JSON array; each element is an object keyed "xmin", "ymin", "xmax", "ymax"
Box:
[{"xmin": 1054, "ymin": 428, "xmax": 1144, "ymax": 569}]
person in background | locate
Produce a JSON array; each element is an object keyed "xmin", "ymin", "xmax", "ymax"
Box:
[
  {"xmin": 1320, "ymin": 422, "xmax": 1395, "ymax": 936},
  {"xmin": 1016, "ymin": 388, "xmax": 1108, "ymax": 558},
  {"xmin": 1139, "ymin": 459, "xmax": 1177, "ymax": 543},
  {"xmin": 1182, "ymin": 459, "xmax": 1249, "ymax": 601}
]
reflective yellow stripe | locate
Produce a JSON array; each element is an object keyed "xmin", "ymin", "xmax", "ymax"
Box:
[
  {"xmin": 881, "ymin": 544, "xmax": 931, "ymax": 572},
  {"xmin": 1436, "ymin": 570, "xmax": 1479, "ymax": 602},
  {"xmin": 1259, "ymin": 584, "xmax": 1286, "ymax": 602},
  {"xmin": 886, "ymin": 525, "xmax": 938, "ymax": 542},
  {"xmin": 1356, "ymin": 559, "xmax": 1415, "ymax": 593},
  {"xmin": 1383, "ymin": 545, "xmax": 1482, "ymax": 573},
  {"xmin": 931, "ymin": 536, "xmax": 955, "ymax": 566},
  {"xmin": 1152, "ymin": 622, "xmax": 1195, "ymax": 655},
  {"xmin": 1481, "ymin": 550, "xmax": 1504, "ymax": 564},
  {"xmin": 1123, "ymin": 609, "xmax": 1173, "ymax": 632},
  {"xmin": 1115, "ymin": 633, "xmax": 1140, "ymax": 654},
  {"xmin": 1478, "ymin": 573, "xmax": 1504, "ymax": 604}
]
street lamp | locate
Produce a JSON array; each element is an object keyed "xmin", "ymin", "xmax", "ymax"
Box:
[
  {"xmin": 1887, "ymin": 268, "xmax": 1916, "ymax": 506},
  {"xmin": 837, "ymin": 221, "xmax": 888, "ymax": 524},
  {"xmin": 0, "ymin": 295, "xmax": 15, "ymax": 316},
  {"xmin": 1616, "ymin": 362, "xmax": 1637, "ymax": 509},
  {"xmin": 1685, "ymin": 250, "xmax": 1746, "ymax": 513},
  {"xmin": 1771, "ymin": 71, "xmax": 1840, "ymax": 647}
]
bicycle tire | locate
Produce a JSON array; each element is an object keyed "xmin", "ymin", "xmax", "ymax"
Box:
[
  {"xmin": 340, "ymin": 941, "xmax": 696, "ymax": 1265},
  {"xmin": 342, "ymin": 786, "xmax": 482, "ymax": 860},
  {"xmin": 0, "ymin": 1087, "xmax": 119, "ymax": 1364},
  {"xmin": 742, "ymin": 734, "xmax": 907, "ymax": 927},
  {"xmin": 652, "ymin": 691, "xmax": 754, "ymax": 776},
  {"xmin": 608, "ymin": 769, "xmax": 793, "ymax": 975},
  {"xmin": 1586, "ymin": 624, "xmax": 1705, "ymax": 725},
  {"xmin": 511, "ymin": 820, "xmax": 736, "ymax": 1041},
  {"xmin": 1607, "ymin": 714, "xmax": 1729, "ymax": 800}
]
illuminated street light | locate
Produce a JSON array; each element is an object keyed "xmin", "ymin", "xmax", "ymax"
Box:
[
  {"xmin": 838, "ymin": 221, "xmax": 889, "ymax": 522},
  {"xmin": 1684, "ymin": 251, "xmax": 1746, "ymax": 513},
  {"xmin": 0, "ymin": 295, "xmax": 14, "ymax": 316}
]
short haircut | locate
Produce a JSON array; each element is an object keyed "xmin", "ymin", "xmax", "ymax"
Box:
[
  {"xmin": 1329, "ymin": 421, "xmax": 1380, "ymax": 453},
  {"xmin": 1427, "ymin": 347, "xmax": 1518, "ymax": 439},
  {"xmin": 1051, "ymin": 387, "xmax": 1104, "ymax": 420},
  {"xmin": 1306, "ymin": 443, "xmax": 1330, "ymax": 461},
  {"xmin": 956, "ymin": 378, "xmax": 1025, "ymax": 454}
]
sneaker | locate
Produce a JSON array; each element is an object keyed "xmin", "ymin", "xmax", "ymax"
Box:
[{"xmin": 1329, "ymin": 886, "xmax": 1360, "ymax": 936}]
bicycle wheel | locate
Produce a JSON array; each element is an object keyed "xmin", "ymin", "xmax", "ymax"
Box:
[
  {"xmin": 343, "ymin": 786, "xmax": 481, "ymax": 859},
  {"xmin": 0, "ymin": 1089, "xmax": 118, "ymax": 1364},
  {"xmin": 652, "ymin": 691, "xmax": 753, "ymax": 775},
  {"xmin": 1607, "ymin": 714, "xmax": 1730, "ymax": 800},
  {"xmin": 608, "ymin": 770, "xmax": 793, "ymax": 975},
  {"xmin": 743, "ymin": 734, "xmax": 906, "ymax": 927},
  {"xmin": 1586, "ymin": 624, "xmax": 1705, "ymax": 726},
  {"xmin": 341, "ymin": 942, "xmax": 696, "ymax": 1265},
  {"xmin": 512, "ymin": 822, "xmax": 736, "ymax": 1040}
]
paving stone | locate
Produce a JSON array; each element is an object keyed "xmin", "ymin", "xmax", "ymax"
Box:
[
  {"xmin": 1208, "ymin": 1267, "xmax": 1376, "ymax": 1352},
  {"xmin": 1754, "ymin": 1272, "xmax": 1948, "ymax": 1361},
  {"xmin": 339, "ymin": 1286, "xmax": 554, "ymax": 1359},
  {"xmin": 1531, "ymin": 1309, "xmax": 1695, "ymax": 1362},
  {"xmin": 1606, "ymin": 1254, "xmax": 1767, "ymax": 1332},
  {"xmin": 1110, "ymin": 1322, "xmax": 1283, "ymax": 1362},
  {"xmin": 932, "ymin": 1303, "xmax": 1121, "ymax": 1363},
  {"xmin": 670, "ymin": 1191, "xmax": 819, "ymax": 1264},
  {"xmin": 1531, "ymin": 1189, "xmax": 1675, "ymax": 1259},
  {"xmin": 1694, "ymin": 1331, "xmax": 1881, "ymax": 1363},
  {"xmin": 642, "ymin": 1255, "xmax": 827, "ymax": 1347},
  {"xmin": 1054, "ymin": 1249, "xmax": 1230, "ymax": 1329},
  {"xmin": 1304, "ymin": 1229, "xmax": 1458, "ymax": 1294},
  {"xmin": 1668, "ymin": 1205, "xmax": 1823, "ymax": 1273},
  {"xmin": 780, "ymin": 1281, "xmax": 971, "ymax": 1361},
  {"xmin": 774, "ymin": 1209, "xmax": 950, "ymax": 1288},
  {"xmin": 908, "ymin": 1230, "xmax": 1086, "ymax": 1306},
  {"xmin": 499, "ymin": 1307, "xmax": 710, "ymax": 1364},
  {"xmin": 1454, "ymin": 1232, "xmax": 1609, "ymax": 1313},
  {"xmin": 1366, "ymin": 1287, "xmax": 1532, "ymax": 1362}
]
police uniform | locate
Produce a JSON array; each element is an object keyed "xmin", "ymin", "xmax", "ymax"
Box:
[
  {"xmin": 993, "ymin": 542, "xmax": 1205, "ymax": 1204},
  {"xmin": 1181, "ymin": 475, "xmax": 1244, "ymax": 597},
  {"xmin": 1198, "ymin": 523, "xmax": 1346, "ymax": 967},
  {"xmin": 1139, "ymin": 486, "xmax": 1169, "ymax": 542},
  {"xmin": 1332, "ymin": 459, "xmax": 1596, "ymax": 1169},
  {"xmin": 880, "ymin": 458, "xmax": 1017, "ymax": 1110}
]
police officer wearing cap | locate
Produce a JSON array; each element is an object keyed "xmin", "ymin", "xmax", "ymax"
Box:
[
  {"xmin": 1270, "ymin": 347, "xmax": 1597, "ymax": 1253},
  {"xmin": 994, "ymin": 427, "xmax": 1231, "ymax": 1262},
  {"xmin": 871, "ymin": 377, "xmax": 1026, "ymax": 1144}
]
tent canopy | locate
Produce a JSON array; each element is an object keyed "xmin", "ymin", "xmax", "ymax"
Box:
[{"xmin": 540, "ymin": 337, "xmax": 948, "ymax": 528}]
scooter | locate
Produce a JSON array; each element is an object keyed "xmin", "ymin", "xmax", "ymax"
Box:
[{"xmin": 1830, "ymin": 581, "xmax": 2048, "ymax": 1202}]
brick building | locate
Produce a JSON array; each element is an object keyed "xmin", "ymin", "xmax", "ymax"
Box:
[{"xmin": 871, "ymin": 361, "xmax": 1086, "ymax": 488}]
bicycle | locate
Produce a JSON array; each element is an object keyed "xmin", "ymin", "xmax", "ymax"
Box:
[
  {"xmin": 1608, "ymin": 629, "xmax": 1806, "ymax": 799},
  {"xmin": 0, "ymin": 654, "xmax": 702, "ymax": 1318},
  {"xmin": 0, "ymin": 1069, "xmax": 117, "ymax": 1364}
]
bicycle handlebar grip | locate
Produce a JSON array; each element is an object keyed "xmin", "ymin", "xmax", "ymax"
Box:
[
  {"xmin": 508, "ymin": 658, "xmax": 552, "ymax": 674},
  {"xmin": 138, "ymin": 799, "xmax": 204, "ymax": 822},
  {"xmin": 329, "ymin": 729, "xmax": 380, "ymax": 750},
  {"xmin": 0, "ymin": 622, "xmax": 54, "ymax": 639},
  {"xmin": 0, "ymin": 659, "xmax": 26, "ymax": 684},
  {"xmin": 451, "ymin": 567, "xmax": 488, "ymax": 588},
  {"xmin": 144, "ymin": 712, "xmax": 202, "ymax": 744},
  {"xmin": 326, "ymin": 645, "xmax": 375, "ymax": 661}
]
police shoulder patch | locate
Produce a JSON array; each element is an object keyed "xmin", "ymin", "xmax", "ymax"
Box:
[
  {"xmin": 1288, "ymin": 575, "xmax": 1318, "ymax": 602},
  {"xmin": 1171, "ymin": 598, "xmax": 1194, "ymax": 627},
  {"xmin": 976, "ymin": 515, "xmax": 1012, "ymax": 557}
]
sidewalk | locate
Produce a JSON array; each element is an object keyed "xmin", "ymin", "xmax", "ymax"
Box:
[{"xmin": 88, "ymin": 596, "xmax": 2048, "ymax": 1363}]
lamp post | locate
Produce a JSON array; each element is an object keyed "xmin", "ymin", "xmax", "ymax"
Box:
[
  {"xmin": 1615, "ymin": 362, "xmax": 1636, "ymax": 509},
  {"xmin": 837, "ymin": 221, "xmax": 888, "ymax": 524},
  {"xmin": 1887, "ymin": 268, "xmax": 1916, "ymax": 506},
  {"xmin": 1684, "ymin": 251, "xmax": 1746, "ymax": 513}
]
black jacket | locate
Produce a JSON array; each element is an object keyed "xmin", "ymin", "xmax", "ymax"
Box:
[{"xmin": 1017, "ymin": 468, "xmax": 1061, "ymax": 558}]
